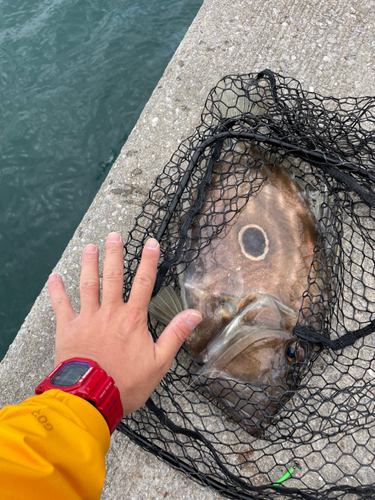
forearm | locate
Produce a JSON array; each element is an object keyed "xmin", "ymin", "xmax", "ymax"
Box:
[{"xmin": 0, "ymin": 389, "xmax": 110, "ymax": 500}]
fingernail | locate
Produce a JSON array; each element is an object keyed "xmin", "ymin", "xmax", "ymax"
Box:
[
  {"xmin": 83, "ymin": 244, "xmax": 98, "ymax": 253},
  {"xmin": 185, "ymin": 311, "xmax": 202, "ymax": 329},
  {"xmin": 48, "ymin": 274, "xmax": 61, "ymax": 283},
  {"xmin": 107, "ymin": 232, "xmax": 121, "ymax": 243},
  {"xmin": 145, "ymin": 238, "xmax": 159, "ymax": 250}
]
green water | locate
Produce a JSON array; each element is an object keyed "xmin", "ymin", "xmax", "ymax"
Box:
[{"xmin": 0, "ymin": 0, "xmax": 203, "ymax": 360}]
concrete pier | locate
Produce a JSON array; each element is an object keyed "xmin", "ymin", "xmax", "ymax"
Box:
[{"xmin": 1, "ymin": 0, "xmax": 375, "ymax": 498}]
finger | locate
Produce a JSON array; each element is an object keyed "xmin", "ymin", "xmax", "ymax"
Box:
[
  {"xmin": 155, "ymin": 309, "xmax": 202, "ymax": 371},
  {"xmin": 79, "ymin": 244, "xmax": 100, "ymax": 314},
  {"xmin": 127, "ymin": 239, "xmax": 159, "ymax": 315},
  {"xmin": 48, "ymin": 274, "xmax": 76, "ymax": 325},
  {"xmin": 102, "ymin": 233, "xmax": 124, "ymax": 306}
]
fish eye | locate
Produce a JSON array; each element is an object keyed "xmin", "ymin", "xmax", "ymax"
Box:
[
  {"xmin": 285, "ymin": 341, "xmax": 305, "ymax": 364},
  {"xmin": 286, "ymin": 346, "xmax": 297, "ymax": 363},
  {"xmin": 238, "ymin": 224, "xmax": 269, "ymax": 261}
]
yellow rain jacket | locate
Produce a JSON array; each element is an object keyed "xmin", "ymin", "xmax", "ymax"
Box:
[{"xmin": 0, "ymin": 389, "xmax": 110, "ymax": 500}]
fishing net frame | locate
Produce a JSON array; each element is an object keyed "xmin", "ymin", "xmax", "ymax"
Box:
[{"xmin": 117, "ymin": 69, "xmax": 375, "ymax": 500}]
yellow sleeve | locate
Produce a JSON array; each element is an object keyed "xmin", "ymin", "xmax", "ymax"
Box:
[{"xmin": 0, "ymin": 389, "xmax": 110, "ymax": 500}]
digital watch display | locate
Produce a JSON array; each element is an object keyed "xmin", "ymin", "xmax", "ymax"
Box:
[
  {"xmin": 35, "ymin": 358, "xmax": 123, "ymax": 434},
  {"xmin": 50, "ymin": 361, "xmax": 90, "ymax": 387}
]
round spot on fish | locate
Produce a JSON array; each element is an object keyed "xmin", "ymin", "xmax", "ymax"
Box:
[{"xmin": 238, "ymin": 224, "xmax": 269, "ymax": 261}]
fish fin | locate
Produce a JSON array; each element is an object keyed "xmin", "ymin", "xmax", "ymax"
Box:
[
  {"xmin": 148, "ymin": 286, "xmax": 185, "ymax": 325},
  {"xmin": 213, "ymin": 81, "xmax": 270, "ymax": 150},
  {"xmin": 215, "ymin": 79, "xmax": 268, "ymax": 122}
]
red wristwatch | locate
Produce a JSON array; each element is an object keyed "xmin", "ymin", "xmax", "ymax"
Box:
[{"xmin": 35, "ymin": 358, "xmax": 123, "ymax": 434}]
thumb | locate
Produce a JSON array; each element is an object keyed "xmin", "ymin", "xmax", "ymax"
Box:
[{"xmin": 155, "ymin": 309, "xmax": 202, "ymax": 371}]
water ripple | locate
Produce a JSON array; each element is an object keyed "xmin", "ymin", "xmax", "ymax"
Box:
[{"xmin": 0, "ymin": 0, "xmax": 203, "ymax": 358}]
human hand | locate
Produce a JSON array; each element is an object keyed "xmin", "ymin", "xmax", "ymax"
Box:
[{"xmin": 47, "ymin": 233, "xmax": 202, "ymax": 415}]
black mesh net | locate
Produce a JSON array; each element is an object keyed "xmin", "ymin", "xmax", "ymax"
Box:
[{"xmin": 117, "ymin": 70, "xmax": 375, "ymax": 500}]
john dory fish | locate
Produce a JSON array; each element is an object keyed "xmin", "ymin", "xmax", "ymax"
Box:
[{"xmin": 149, "ymin": 141, "xmax": 319, "ymax": 433}]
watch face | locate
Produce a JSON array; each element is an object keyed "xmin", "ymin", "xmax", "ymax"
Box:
[{"xmin": 51, "ymin": 361, "xmax": 90, "ymax": 387}]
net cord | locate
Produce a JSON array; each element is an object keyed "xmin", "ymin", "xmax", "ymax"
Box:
[
  {"xmin": 119, "ymin": 70, "xmax": 375, "ymax": 499},
  {"xmin": 143, "ymin": 398, "xmax": 318, "ymax": 500}
]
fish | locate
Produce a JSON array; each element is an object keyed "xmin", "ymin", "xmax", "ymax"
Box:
[
  {"xmin": 181, "ymin": 156, "xmax": 317, "ymax": 359},
  {"xmin": 149, "ymin": 139, "xmax": 321, "ymax": 434}
]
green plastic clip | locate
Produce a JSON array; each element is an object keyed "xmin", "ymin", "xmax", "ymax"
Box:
[{"xmin": 273, "ymin": 467, "xmax": 294, "ymax": 486}]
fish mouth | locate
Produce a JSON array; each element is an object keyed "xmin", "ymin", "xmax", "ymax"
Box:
[
  {"xmin": 195, "ymin": 292, "xmax": 298, "ymax": 364},
  {"xmin": 194, "ymin": 294, "xmax": 305, "ymax": 435}
]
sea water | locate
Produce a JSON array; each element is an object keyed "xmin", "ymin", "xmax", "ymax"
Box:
[{"xmin": 0, "ymin": 0, "xmax": 203, "ymax": 360}]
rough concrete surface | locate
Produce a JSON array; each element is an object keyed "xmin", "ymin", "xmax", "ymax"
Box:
[{"xmin": 1, "ymin": 0, "xmax": 375, "ymax": 498}]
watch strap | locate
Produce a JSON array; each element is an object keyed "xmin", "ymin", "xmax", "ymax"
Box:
[{"xmin": 35, "ymin": 358, "xmax": 123, "ymax": 434}]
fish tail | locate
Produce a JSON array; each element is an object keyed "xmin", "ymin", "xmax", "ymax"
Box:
[{"xmin": 148, "ymin": 285, "xmax": 185, "ymax": 325}]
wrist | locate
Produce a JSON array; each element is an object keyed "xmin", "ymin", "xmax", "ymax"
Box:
[{"xmin": 35, "ymin": 358, "xmax": 124, "ymax": 434}]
